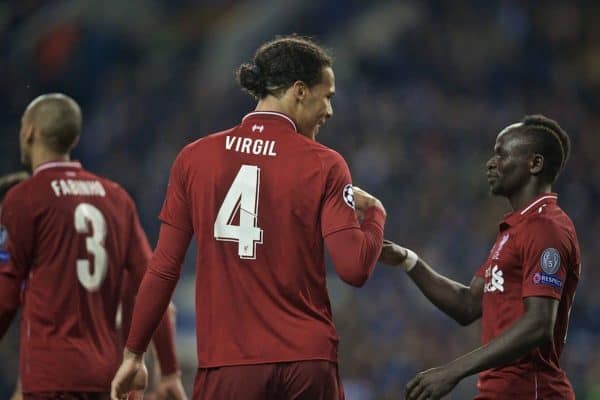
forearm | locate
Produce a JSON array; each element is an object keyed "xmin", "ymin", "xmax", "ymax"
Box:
[
  {"xmin": 151, "ymin": 303, "xmax": 179, "ymax": 375},
  {"xmin": 326, "ymin": 206, "xmax": 385, "ymax": 287},
  {"xmin": 408, "ymin": 260, "xmax": 476, "ymax": 325},
  {"xmin": 126, "ymin": 271, "xmax": 177, "ymax": 354},
  {"xmin": 448, "ymin": 312, "xmax": 550, "ymax": 379},
  {"xmin": 126, "ymin": 223, "xmax": 189, "ymax": 354}
]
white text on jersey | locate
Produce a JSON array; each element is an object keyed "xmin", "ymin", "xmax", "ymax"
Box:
[
  {"xmin": 50, "ymin": 179, "xmax": 106, "ymax": 197},
  {"xmin": 225, "ymin": 136, "xmax": 277, "ymax": 157}
]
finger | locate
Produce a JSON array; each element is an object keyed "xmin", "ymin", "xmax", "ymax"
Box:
[
  {"xmin": 415, "ymin": 390, "xmax": 430, "ymax": 400},
  {"xmin": 406, "ymin": 373, "xmax": 423, "ymax": 392},
  {"xmin": 110, "ymin": 382, "xmax": 120, "ymax": 400},
  {"xmin": 406, "ymin": 379, "xmax": 424, "ymax": 400}
]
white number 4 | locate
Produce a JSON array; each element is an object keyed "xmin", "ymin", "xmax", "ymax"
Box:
[{"xmin": 214, "ymin": 165, "xmax": 263, "ymax": 259}]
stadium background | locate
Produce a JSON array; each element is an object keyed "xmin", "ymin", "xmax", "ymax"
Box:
[{"xmin": 1, "ymin": 1, "xmax": 599, "ymax": 398}]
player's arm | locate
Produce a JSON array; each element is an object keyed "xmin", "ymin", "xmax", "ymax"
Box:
[
  {"xmin": 320, "ymin": 153, "xmax": 386, "ymax": 287},
  {"xmin": 379, "ymin": 240, "xmax": 482, "ymax": 325},
  {"xmin": 325, "ymin": 187, "xmax": 386, "ymax": 287},
  {"xmin": 0, "ymin": 184, "xmax": 33, "ymax": 338},
  {"xmin": 112, "ymin": 223, "xmax": 191, "ymax": 400},
  {"xmin": 119, "ymin": 270, "xmax": 180, "ymax": 379},
  {"xmin": 112, "ymin": 152, "xmax": 191, "ymax": 400},
  {"xmin": 123, "ymin": 208, "xmax": 184, "ymax": 379},
  {"xmin": 405, "ymin": 296, "xmax": 557, "ymax": 400}
]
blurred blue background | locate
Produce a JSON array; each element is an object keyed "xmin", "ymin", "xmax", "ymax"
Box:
[{"xmin": 1, "ymin": 1, "xmax": 599, "ymax": 399}]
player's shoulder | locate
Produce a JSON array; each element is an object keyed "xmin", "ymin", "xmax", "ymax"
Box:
[
  {"xmin": 523, "ymin": 207, "xmax": 575, "ymax": 239},
  {"xmin": 1, "ymin": 178, "xmax": 32, "ymax": 206},
  {"xmin": 181, "ymin": 128, "xmax": 237, "ymax": 153},
  {"xmin": 301, "ymin": 138, "xmax": 349, "ymax": 168},
  {"xmin": 174, "ymin": 127, "xmax": 236, "ymax": 163},
  {"xmin": 81, "ymin": 170, "xmax": 135, "ymax": 206}
]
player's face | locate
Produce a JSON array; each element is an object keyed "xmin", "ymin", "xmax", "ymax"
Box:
[
  {"xmin": 486, "ymin": 125, "xmax": 532, "ymax": 197},
  {"xmin": 297, "ymin": 67, "xmax": 335, "ymax": 140}
]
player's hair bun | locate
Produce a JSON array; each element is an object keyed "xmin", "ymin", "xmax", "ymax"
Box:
[{"xmin": 237, "ymin": 63, "xmax": 267, "ymax": 98}]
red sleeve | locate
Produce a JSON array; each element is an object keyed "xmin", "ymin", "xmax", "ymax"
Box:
[
  {"xmin": 119, "ymin": 197, "xmax": 153, "ymax": 340},
  {"xmin": 325, "ymin": 206, "xmax": 385, "ymax": 287},
  {"xmin": 0, "ymin": 189, "xmax": 33, "ymax": 338},
  {"xmin": 159, "ymin": 151, "xmax": 193, "ymax": 233},
  {"xmin": 521, "ymin": 218, "xmax": 569, "ymax": 300},
  {"xmin": 126, "ymin": 223, "xmax": 191, "ymax": 354},
  {"xmin": 151, "ymin": 304, "xmax": 179, "ymax": 375},
  {"xmin": 320, "ymin": 152, "xmax": 360, "ymax": 237},
  {"xmin": 123, "ymin": 201, "xmax": 181, "ymax": 374}
]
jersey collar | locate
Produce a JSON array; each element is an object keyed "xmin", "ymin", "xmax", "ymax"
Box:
[
  {"xmin": 33, "ymin": 161, "xmax": 82, "ymax": 175},
  {"xmin": 500, "ymin": 193, "xmax": 558, "ymax": 229},
  {"xmin": 242, "ymin": 111, "xmax": 297, "ymax": 132}
]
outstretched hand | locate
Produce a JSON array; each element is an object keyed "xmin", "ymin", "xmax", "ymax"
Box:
[
  {"xmin": 379, "ymin": 239, "xmax": 409, "ymax": 266},
  {"xmin": 405, "ymin": 365, "xmax": 461, "ymax": 400}
]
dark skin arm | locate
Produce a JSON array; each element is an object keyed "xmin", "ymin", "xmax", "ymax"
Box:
[
  {"xmin": 405, "ymin": 296, "xmax": 559, "ymax": 400},
  {"xmin": 379, "ymin": 240, "xmax": 483, "ymax": 325}
]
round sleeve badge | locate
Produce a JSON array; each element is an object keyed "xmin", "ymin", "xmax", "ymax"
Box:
[
  {"xmin": 540, "ymin": 248, "xmax": 561, "ymax": 275},
  {"xmin": 342, "ymin": 184, "xmax": 355, "ymax": 210}
]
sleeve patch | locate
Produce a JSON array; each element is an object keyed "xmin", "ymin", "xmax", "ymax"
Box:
[
  {"xmin": 540, "ymin": 247, "xmax": 560, "ymax": 275},
  {"xmin": 342, "ymin": 184, "xmax": 355, "ymax": 210},
  {"xmin": 533, "ymin": 272, "xmax": 563, "ymax": 289}
]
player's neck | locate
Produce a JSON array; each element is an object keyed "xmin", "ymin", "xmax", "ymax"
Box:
[
  {"xmin": 255, "ymin": 98, "xmax": 295, "ymax": 122},
  {"xmin": 508, "ymin": 182, "xmax": 553, "ymax": 212},
  {"xmin": 31, "ymin": 149, "xmax": 71, "ymax": 172}
]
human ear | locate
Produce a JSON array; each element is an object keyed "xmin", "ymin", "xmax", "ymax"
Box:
[
  {"xmin": 530, "ymin": 153, "xmax": 544, "ymax": 175},
  {"xmin": 292, "ymin": 81, "xmax": 308, "ymax": 102}
]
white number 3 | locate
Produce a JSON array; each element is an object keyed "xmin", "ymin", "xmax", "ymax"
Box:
[
  {"xmin": 74, "ymin": 203, "xmax": 108, "ymax": 291},
  {"xmin": 214, "ymin": 165, "xmax": 263, "ymax": 259}
]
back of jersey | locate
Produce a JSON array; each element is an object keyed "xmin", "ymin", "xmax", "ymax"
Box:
[
  {"xmin": 1, "ymin": 161, "xmax": 150, "ymax": 392},
  {"xmin": 161, "ymin": 112, "xmax": 358, "ymax": 368}
]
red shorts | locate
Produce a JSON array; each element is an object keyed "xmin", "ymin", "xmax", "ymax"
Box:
[
  {"xmin": 193, "ymin": 360, "xmax": 344, "ymax": 400},
  {"xmin": 24, "ymin": 393, "xmax": 109, "ymax": 400}
]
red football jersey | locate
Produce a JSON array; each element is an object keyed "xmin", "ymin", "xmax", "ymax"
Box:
[
  {"xmin": 159, "ymin": 111, "xmax": 360, "ymax": 367},
  {"xmin": 0, "ymin": 161, "xmax": 151, "ymax": 392},
  {"xmin": 475, "ymin": 194, "xmax": 580, "ymax": 399}
]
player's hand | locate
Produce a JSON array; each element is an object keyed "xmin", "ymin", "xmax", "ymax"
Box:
[
  {"xmin": 352, "ymin": 186, "xmax": 386, "ymax": 219},
  {"xmin": 405, "ymin": 365, "xmax": 461, "ymax": 400},
  {"xmin": 111, "ymin": 349, "xmax": 148, "ymax": 400},
  {"xmin": 379, "ymin": 239, "xmax": 409, "ymax": 266},
  {"xmin": 154, "ymin": 372, "xmax": 188, "ymax": 400}
]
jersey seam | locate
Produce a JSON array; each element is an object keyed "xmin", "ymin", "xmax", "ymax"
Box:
[{"xmin": 323, "ymin": 224, "xmax": 360, "ymax": 238}]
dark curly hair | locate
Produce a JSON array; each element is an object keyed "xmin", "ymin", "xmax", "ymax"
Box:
[
  {"xmin": 237, "ymin": 35, "xmax": 332, "ymax": 99},
  {"xmin": 520, "ymin": 114, "xmax": 571, "ymax": 183}
]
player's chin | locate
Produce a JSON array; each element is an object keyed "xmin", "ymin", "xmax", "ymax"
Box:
[{"xmin": 489, "ymin": 183, "xmax": 504, "ymax": 196}]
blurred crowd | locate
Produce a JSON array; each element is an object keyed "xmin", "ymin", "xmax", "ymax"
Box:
[{"xmin": 1, "ymin": 1, "xmax": 599, "ymax": 399}]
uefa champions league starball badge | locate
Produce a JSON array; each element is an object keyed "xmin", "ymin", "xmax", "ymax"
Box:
[{"xmin": 343, "ymin": 184, "xmax": 355, "ymax": 210}]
